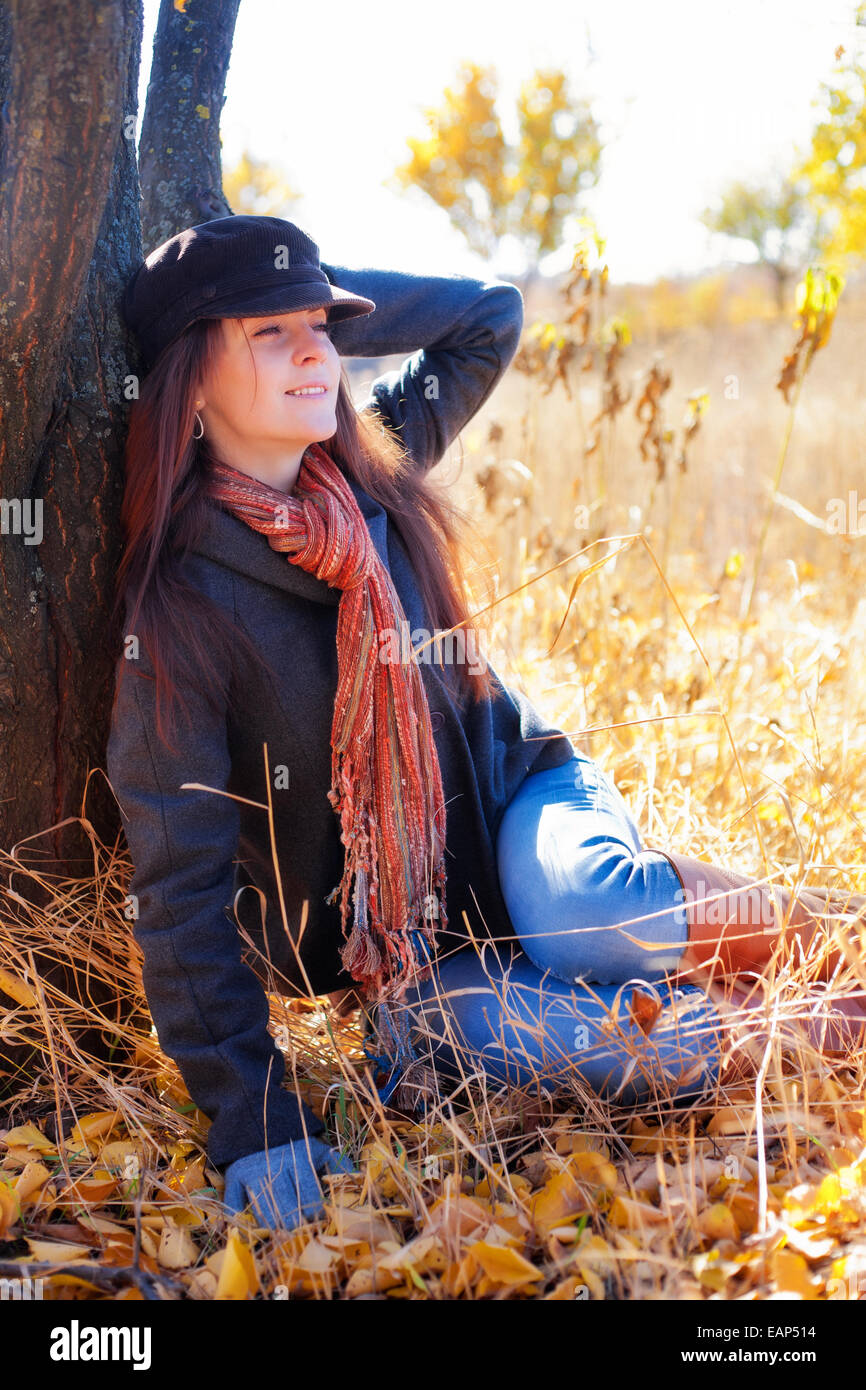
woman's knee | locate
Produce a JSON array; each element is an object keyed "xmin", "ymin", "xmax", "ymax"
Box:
[{"xmin": 503, "ymin": 837, "xmax": 685, "ymax": 984}]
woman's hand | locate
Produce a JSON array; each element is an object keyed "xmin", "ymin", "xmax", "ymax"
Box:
[{"xmin": 222, "ymin": 1135, "xmax": 355, "ymax": 1230}]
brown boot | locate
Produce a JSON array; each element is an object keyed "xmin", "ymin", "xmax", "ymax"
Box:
[{"xmin": 656, "ymin": 850, "xmax": 860, "ymax": 985}]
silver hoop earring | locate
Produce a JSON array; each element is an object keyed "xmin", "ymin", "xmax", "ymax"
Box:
[{"xmin": 193, "ymin": 411, "xmax": 204, "ymax": 440}]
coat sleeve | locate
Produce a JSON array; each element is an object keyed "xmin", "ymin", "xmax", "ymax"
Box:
[
  {"xmin": 319, "ymin": 261, "xmax": 524, "ymax": 474},
  {"xmin": 105, "ymin": 641, "xmax": 326, "ymax": 1174}
]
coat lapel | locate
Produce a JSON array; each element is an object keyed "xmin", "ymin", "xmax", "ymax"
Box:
[{"xmin": 190, "ymin": 472, "xmax": 392, "ymax": 605}]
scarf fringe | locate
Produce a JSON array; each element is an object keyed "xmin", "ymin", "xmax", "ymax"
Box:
[{"xmin": 365, "ymin": 996, "xmax": 440, "ymax": 1115}]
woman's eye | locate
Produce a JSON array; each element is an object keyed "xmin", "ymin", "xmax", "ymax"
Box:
[{"xmin": 254, "ymin": 321, "xmax": 332, "ymax": 337}]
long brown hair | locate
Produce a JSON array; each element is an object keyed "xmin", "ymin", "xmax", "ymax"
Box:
[{"xmin": 109, "ymin": 315, "xmax": 499, "ymax": 753}]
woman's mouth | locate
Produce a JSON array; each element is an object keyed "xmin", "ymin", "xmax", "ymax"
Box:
[{"xmin": 286, "ymin": 385, "xmax": 329, "ymax": 397}]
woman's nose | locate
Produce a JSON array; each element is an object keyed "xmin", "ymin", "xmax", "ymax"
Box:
[{"xmin": 295, "ymin": 335, "xmax": 327, "ymax": 363}]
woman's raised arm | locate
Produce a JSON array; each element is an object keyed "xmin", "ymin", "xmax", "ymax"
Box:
[
  {"xmin": 106, "ymin": 632, "xmax": 326, "ymax": 1177},
  {"xmin": 320, "ymin": 260, "xmax": 524, "ymax": 475}
]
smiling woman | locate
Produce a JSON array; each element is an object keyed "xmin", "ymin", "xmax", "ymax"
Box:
[
  {"xmin": 108, "ymin": 213, "xmax": 866, "ymax": 1239},
  {"xmin": 193, "ymin": 306, "xmax": 342, "ymax": 494}
]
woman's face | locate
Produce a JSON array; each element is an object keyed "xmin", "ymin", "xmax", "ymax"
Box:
[{"xmin": 195, "ymin": 303, "xmax": 342, "ymax": 488}]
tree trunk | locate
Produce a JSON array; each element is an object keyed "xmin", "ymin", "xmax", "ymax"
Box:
[
  {"xmin": 138, "ymin": 0, "xmax": 240, "ymax": 253},
  {"xmin": 0, "ymin": 0, "xmax": 241, "ymax": 1090},
  {"xmin": 0, "ymin": 0, "xmax": 143, "ymax": 871}
]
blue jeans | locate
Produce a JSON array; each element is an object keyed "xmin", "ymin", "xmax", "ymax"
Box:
[{"xmin": 398, "ymin": 753, "xmax": 727, "ymax": 1104}]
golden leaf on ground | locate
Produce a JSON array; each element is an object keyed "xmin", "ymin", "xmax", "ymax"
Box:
[
  {"xmin": 573, "ymin": 1264, "xmax": 606, "ymax": 1299},
  {"xmin": 137, "ymin": 1226, "xmax": 160, "ymax": 1259},
  {"xmin": 14, "ymin": 1161, "xmax": 53, "ymax": 1202},
  {"xmin": 699, "ymin": 1203, "xmax": 739, "ymax": 1243},
  {"xmin": 166, "ymin": 1155, "xmax": 207, "ymax": 1194},
  {"xmin": 627, "ymin": 1117, "xmax": 667, "ymax": 1154},
  {"xmin": 327, "ymin": 1200, "xmax": 395, "ymax": 1247},
  {"xmin": 66, "ymin": 1172, "xmax": 118, "ymax": 1204},
  {"xmin": 214, "ymin": 1228, "xmax": 260, "ymax": 1300},
  {"xmin": 784, "ymin": 1167, "xmax": 864, "ymax": 1226},
  {"xmin": 467, "ymin": 1241, "xmax": 544, "ymax": 1288},
  {"xmin": 102, "ymin": 1235, "xmax": 138, "ymax": 1267},
  {"xmin": 568, "ymin": 1150, "xmax": 619, "ymax": 1189},
  {"xmin": 422, "ymin": 1191, "xmax": 491, "ymax": 1243},
  {"xmin": 158, "ymin": 1216, "xmax": 199, "ymax": 1270},
  {"xmin": 1, "ymin": 1124, "xmax": 56, "ymax": 1155},
  {"xmin": 160, "ymin": 1202, "xmax": 211, "ymax": 1228},
  {"xmin": 530, "ymin": 1170, "xmax": 590, "ymax": 1235},
  {"xmin": 768, "ymin": 1249, "xmax": 820, "ymax": 1299},
  {"xmin": 63, "ymin": 1112, "xmax": 122, "ymax": 1156},
  {"xmin": 99, "ymin": 1139, "xmax": 149, "ymax": 1168},
  {"xmin": 76, "ymin": 1212, "xmax": 128, "ymax": 1236},
  {"xmin": 727, "ymin": 1190, "xmax": 759, "ymax": 1234},
  {"xmin": 25, "ymin": 1239, "xmax": 94, "ymax": 1261},
  {"xmin": 43, "ymin": 1273, "xmax": 109, "ymax": 1296},
  {"xmin": 296, "ymin": 1238, "xmax": 338, "ymax": 1273},
  {"xmin": 545, "ymin": 1273, "xmax": 588, "ymax": 1299},
  {"xmin": 0, "ymin": 1182, "xmax": 21, "ymax": 1236},
  {"xmin": 608, "ymin": 1195, "xmax": 669, "ymax": 1229},
  {"xmin": 188, "ymin": 1269, "xmax": 219, "ymax": 1300},
  {"xmin": 378, "ymin": 1234, "xmax": 447, "ymax": 1273},
  {"xmin": 0, "ymin": 968, "xmax": 39, "ymax": 1007},
  {"xmin": 344, "ymin": 1265, "xmax": 404, "ymax": 1296},
  {"xmin": 554, "ymin": 1132, "xmax": 612, "ymax": 1162}
]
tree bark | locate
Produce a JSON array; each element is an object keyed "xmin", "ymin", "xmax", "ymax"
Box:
[
  {"xmin": 0, "ymin": 0, "xmax": 143, "ymax": 869},
  {"xmin": 138, "ymin": 0, "xmax": 241, "ymax": 254},
  {"xmin": 0, "ymin": 4, "xmax": 11, "ymax": 171},
  {"xmin": 0, "ymin": 0, "xmax": 241, "ymax": 1086}
]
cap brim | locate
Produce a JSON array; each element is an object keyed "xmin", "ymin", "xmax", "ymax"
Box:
[{"xmin": 193, "ymin": 281, "xmax": 376, "ymax": 324}]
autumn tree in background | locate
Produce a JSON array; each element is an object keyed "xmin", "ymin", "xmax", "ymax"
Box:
[
  {"xmin": 390, "ymin": 61, "xmax": 603, "ymax": 293},
  {"xmin": 223, "ymin": 148, "xmax": 302, "ymax": 218},
  {"xmin": 699, "ymin": 175, "xmax": 823, "ymax": 312},
  {"xmin": 793, "ymin": 14, "xmax": 866, "ymax": 275}
]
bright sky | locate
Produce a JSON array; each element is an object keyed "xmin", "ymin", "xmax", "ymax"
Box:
[{"xmin": 139, "ymin": 0, "xmax": 861, "ymax": 284}]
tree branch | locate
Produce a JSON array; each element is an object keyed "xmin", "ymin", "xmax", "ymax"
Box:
[{"xmin": 139, "ymin": 0, "xmax": 241, "ymax": 253}]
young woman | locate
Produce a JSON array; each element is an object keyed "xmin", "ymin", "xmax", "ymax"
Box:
[{"xmin": 107, "ymin": 214, "xmax": 865, "ymax": 1232}]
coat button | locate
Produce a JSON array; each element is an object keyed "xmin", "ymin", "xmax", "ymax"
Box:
[{"xmin": 430, "ymin": 711, "xmax": 444, "ymax": 731}]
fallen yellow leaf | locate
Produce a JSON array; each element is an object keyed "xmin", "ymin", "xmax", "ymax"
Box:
[
  {"xmin": 699, "ymin": 1203, "xmax": 739, "ymax": 1243},
  {"xmin": 0, "ymin": 968, "xmax": 39, "ymax": 1007},
  {"xmin": 14, "ymin": 1161, "xmax": 53, "ymax": 1202},
  {"xmin": 214, "ymin": 1228, "xmax": 260, "ymax": 1300},
  {"xmin": 1, "ymin": 1123, "xmax": 56, "ymax": 1155},
  {"xmin": 158, "ymin": 1216, "xmax": 199, "ymax": 1271},
  {"xmin": 468, "ymin": 1241, "xmax": 544, "ymax": 1287},
  {"xmin": 25, "ymin": 1239, "xmax": 94, "ymax": 1262},
  {"xmin": 768, "ymin": 1249, "xmax": 819, "ymax": 1300}
]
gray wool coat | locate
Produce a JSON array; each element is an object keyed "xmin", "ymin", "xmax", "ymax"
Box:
[{"xmin": 106, "ymin": 259, "xmax": 577, "ymax": 1173}]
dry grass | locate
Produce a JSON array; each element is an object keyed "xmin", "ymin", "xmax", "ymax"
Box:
[{"xmin": 2, "ymin": 257, "xmax": 866, "ymax": 1301}]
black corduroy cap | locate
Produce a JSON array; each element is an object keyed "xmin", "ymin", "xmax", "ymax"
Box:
[{"xmin": 122, "ymin": 214, "xmax": 376, "ymax": 370}]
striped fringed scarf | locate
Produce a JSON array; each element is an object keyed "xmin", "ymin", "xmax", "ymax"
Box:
[{"xmin": 205, "ymin": 442, "xmax": 447, "ymax": 1111}]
